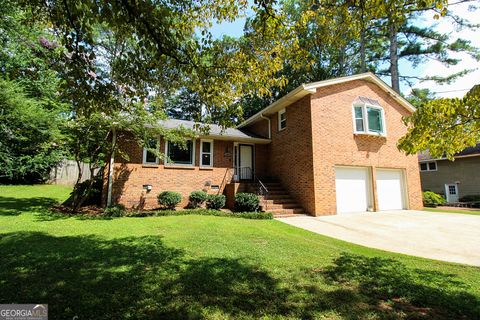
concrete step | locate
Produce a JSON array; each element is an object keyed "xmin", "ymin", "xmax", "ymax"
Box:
[{"xmin": 269, "ymin": 208, "xmax": 304, "ymax": 215}]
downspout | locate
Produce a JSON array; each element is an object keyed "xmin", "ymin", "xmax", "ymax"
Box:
[
  {"xmin": 106, "ymin": 128, "xmax": 116, "ymax": 207},
  {"xmin": 259, "ymin": 113, "xmax": 271, "ymax": 139}
]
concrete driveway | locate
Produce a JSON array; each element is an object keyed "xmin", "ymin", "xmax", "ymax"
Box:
[{"xmin": 277, "ymin": 210, "xmax": 480, "ymax": 266}]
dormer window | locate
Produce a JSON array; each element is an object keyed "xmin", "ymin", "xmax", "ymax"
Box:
[{"xmin": 352, "ymin": 97, "xmax": 386, "ymax": 136}]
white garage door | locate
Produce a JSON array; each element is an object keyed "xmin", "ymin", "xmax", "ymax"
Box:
[
  {"xmin": 376, "ymin": 169, "xmax": 405, "ymax": 210},
  {"xmin": 335, "ymin": 167, "xmax": 370, "ymax": 214}
]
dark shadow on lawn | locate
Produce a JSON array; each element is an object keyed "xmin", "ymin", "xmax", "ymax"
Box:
[
  {"xmin": 0, "ymin": 196, "xmax": 58, "ymax": 216},
  {"xmin": 1, "ymin": 232, "xmax": 478, "ymax": 320},
  {"xmin": 324, "ymin": 253, "xmax": 480, "ymax": 319},
  {"xmin": 0, "ymin": 232, "xmax": 352, "ymax": 320}
]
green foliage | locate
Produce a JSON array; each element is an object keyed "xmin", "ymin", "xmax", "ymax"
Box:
[
  {"xmin": 206, "ymin": 194, "xmax": 226, "ymax": 210},
  {"xmin": 151, "ymin": 209, "xmax": 272, "ymax": 219},
  {"xmin": 234, "ymin": 193, "xmax": 260, "ymax": 212},
  {"xmin": 399, "ymin": 85, "xmax": 480, "ymax": 159},
  {"xmin": 459, "ymin": 195, "xmax": 480, "ymax": 203},
  {"xmin": 103, "ymin": 204, "xmax": 126, "ymax": 217},
  {"xmin": 423, "ymin": 191, "xmax": 446, "ymax": 207},
  {"xmin": 188, "ymin": 190, "xmax": 208, "ymax": 208},
  {"xmin": 157, "ymin": 191, "xmax": 183, "ymax": 210},
  {"xmin": 0, "ymin": 80, "xmax": 65, "ymax": 183}
]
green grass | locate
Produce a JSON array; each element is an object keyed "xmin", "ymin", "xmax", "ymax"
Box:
[
  {"xmin": 1, "ymin": 185, "xmax": 479, "ymax": 319},
  {"xmin": 424, "ymin": 207, "xmax": 480, "ymax": 216}
]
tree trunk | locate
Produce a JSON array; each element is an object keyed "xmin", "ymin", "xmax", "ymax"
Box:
[
  {"xmin": 75, "ymin": 164, "xmax": 96, "ymax": 210},
  {"xmin": 389, "ymin": 23, "xmax": 400, "ymax": 93},
  {"xmin": 360, "ymin": 29, "xmax": 366, "ymax": 73}
]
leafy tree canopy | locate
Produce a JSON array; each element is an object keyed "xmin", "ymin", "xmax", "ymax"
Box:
[{"xmin": 398, "ymin": 84, "xmax": 480, "ymax": 159}]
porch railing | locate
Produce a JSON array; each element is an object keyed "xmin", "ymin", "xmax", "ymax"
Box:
[{"xmin": 234, "ymin": 166, "xmax": 269, "ymax": 211}]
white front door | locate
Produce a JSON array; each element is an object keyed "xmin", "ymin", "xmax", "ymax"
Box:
[
  {"xmin": 239, "ymin": 145, "xmax": 253, "ymax": 180},
  {"xmin": 376, "ymin": 169, "xmax": 405, "ymax": 210},
  {"xmin": 335, "ymin": 167, "xmax": 370, "ymax": 214},
  {"xmin": 445, "ymin": 184, "xmax": 459, "ymax": 203}
]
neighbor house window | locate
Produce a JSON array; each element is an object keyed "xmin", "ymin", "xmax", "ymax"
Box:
[
  {"xmin": 420, "ymin": 161, "xmax": 437, "ymax": 172},
  {"xmin": 165, "ymin": 140, "xmax": 195, "ymax": 165},
  {"xmin": 278, "ymin": 109, "xmax": 286, "ymax": 131},
  {"xmin": 200, "ymin": 139, "xmax": 213, "ymax": 167},
  {"xmin": 143, "ymin": 138, "xmax": 159, "ymax": 164},
  {"xmin": 353, "ymin": 103, "xmax": 386, "ymax": 135}
]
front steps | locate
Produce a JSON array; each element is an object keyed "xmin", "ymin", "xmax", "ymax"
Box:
[
  {"xmin": 258, "ymin": 182, "xmax": 304, "ymax": 217},
  {"xmin": 232, "ymin": 180, "xmax": 305, "ymax": 217}
]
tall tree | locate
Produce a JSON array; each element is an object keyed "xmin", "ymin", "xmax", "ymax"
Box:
[{"xmin": 0, "ymin": 1, "xmax": 67, "ymax": 183}]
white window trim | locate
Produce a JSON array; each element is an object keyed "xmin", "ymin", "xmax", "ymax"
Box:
[
  {"xmin": 420, "ymin": 160, "xmax": 437, "ymax": 172},
  {"xmin": 278, "ymin": 108, "xmax": 286, "ymax": 131},
  {"xmin": 164, "ymin": 139, "xmax": 196, "ymax": 166},
  {"xmin": 352, "ymin": 103, "xmax": 387, "ymax": 137},
  {"xmin": 142, "ymin": 139, "xmax": 159, "ymax": 165},
  {"xmin": 200, "ymin": 139, "xmax": 214, "ymax": 167}
]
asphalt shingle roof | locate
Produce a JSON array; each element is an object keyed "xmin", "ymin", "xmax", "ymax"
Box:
[{"xmin": 159, "ymin": 119, "xmax": 268, "ymax": 141}]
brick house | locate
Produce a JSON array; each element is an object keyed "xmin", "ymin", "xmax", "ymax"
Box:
[{"xmin": 105, "ymin": 72, "xmax": 423, "ymax": 216}]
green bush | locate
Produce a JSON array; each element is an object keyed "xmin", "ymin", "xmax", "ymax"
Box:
[
  {"xmin": 234, "ymin": 211, "xmax": 273, "ymax": 219},
  {"xmin": 157, "ymin": 191, "xmax": 182, "ymax": 210},
  {"xmin": 459, "ymin": 194, "xmax": 480, "ymax": 202},
  {"xmin": 423, "ymin": 191, "xmax": 446, "ymax": 207},
  {"xmin": 234, "ymin": 192, "xmax": 259, "ymax": 212},
  {"xmin": 150, "ymin": 209, "xmax": 272, "ymax": 219},
  {"xmin": 188, "ymin": 190, "xmax": 208, "ymax": 208},
  {"xmin": 206, "ymin": 194, "xmax": 226, "ymax": 210},
  {"xmin": 103, "ymin": 204, "xmax": 126, "ymax": 217}
]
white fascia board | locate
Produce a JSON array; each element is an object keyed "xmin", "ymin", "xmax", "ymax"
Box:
[{"xmin": 237, "ymin": 85, "xmax": 316, "ymax": 128}]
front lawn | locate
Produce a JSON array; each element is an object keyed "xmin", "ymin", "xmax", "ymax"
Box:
[
  {"xmin": 1, "ymin": 185, "xmax": 479, "ymax": 319},
  {"xmin": 424, "ymin": 207, "xmax": 480, "ymax": 216}
]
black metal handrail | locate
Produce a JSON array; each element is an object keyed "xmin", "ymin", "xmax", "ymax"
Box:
[{"xmin": 235, "ymin": 166, "xmax": 269, "ymax": 211}]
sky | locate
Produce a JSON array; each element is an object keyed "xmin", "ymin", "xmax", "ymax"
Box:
[{"xmin": 209, "ymin": 2, "xmax": 480, "ymax": 99}]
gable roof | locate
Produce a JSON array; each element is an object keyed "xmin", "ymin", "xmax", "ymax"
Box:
[
  {"xmin": 159, "ymin": 119, "xmax": 270, "ymax": 144},
  {"xmin": 238, "ymin": 72, "xmax": 416, "ymax": 128},
  {"xmin": 419, "ymin": 143, "xmax": 480, "ymax": 162}
]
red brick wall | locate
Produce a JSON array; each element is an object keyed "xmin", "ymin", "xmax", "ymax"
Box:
[
  {"xmin": 310, "ymin": 80, "xmax": 423, "ymax": 215},
  {"xmin": 257, "ymin": 96, "xmax": 317, "ymax": 214},
  {"xmin": 107, "ymin": 133, "xmax": 236, "ymax": 209},
  {"xmin": 246, "ymin": 118, "xmax": 270, "ymax": 138}
]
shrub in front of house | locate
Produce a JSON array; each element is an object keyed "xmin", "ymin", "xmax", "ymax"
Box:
[
  {"xmin": 234, "ymin": 192, "xmax": 259, "ymax": 212},
  {"xmin": 103, "ymin": 204, "xmax": 126, "ymax": 217},
  {"xmin": 206, "ymin": 194, "xmax": 226, "ymax": 210},
  {"xmin": 188, "ymin": 190, "xmax": 208, "ymax": 208},
  {"xmin": 459, "ymin": 195, "xmax": 480, "ymax": 202},
  {"xmin": 423, "ymin": 191, "xmax": 446, "ymax": 207},
  {"xmin": 157, "ymin": 191, "xmax": 182, "ymax": 210}
]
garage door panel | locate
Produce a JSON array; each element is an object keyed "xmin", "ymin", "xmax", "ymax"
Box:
[
  {"xmin": 376, "ymin": 169, "xmax": 405, "ymax": 211},
  {"xmin": 335, "ymin": 167, "xmax": 369, "ymax": 214}
]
